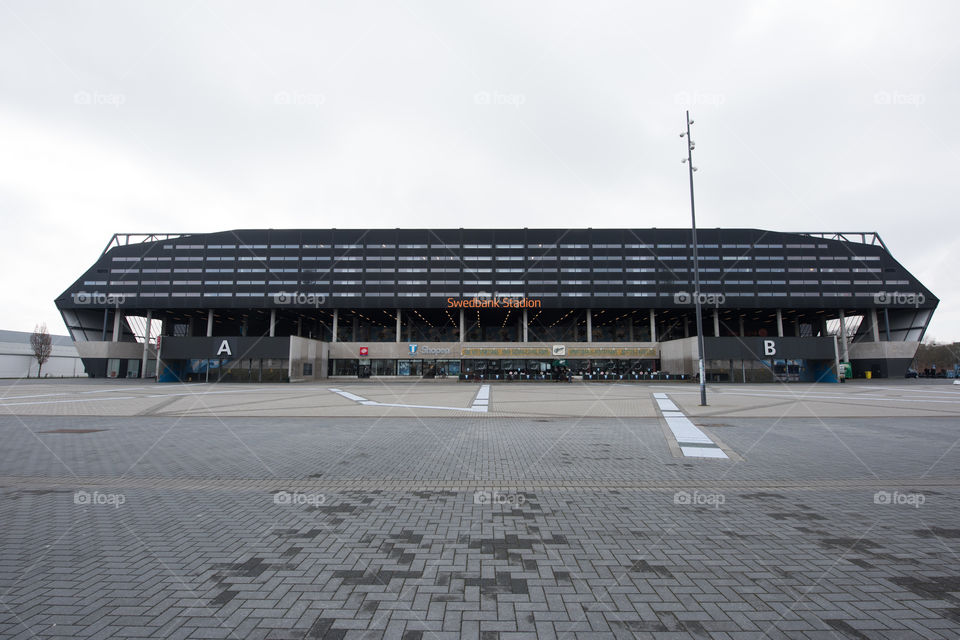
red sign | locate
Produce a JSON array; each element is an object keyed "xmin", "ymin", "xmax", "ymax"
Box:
[{"xmin": 359, "ymin": 347, "xmax": 368, "ymax": 356}]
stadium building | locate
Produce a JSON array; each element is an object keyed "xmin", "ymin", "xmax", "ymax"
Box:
[{"xmin": 55, "ymin": 228, "xmax": 937, "ymax": 383}]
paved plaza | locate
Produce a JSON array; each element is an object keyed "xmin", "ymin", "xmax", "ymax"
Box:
[{"xmin": 1, "ymin": 379, "xmax": 959, "ymax": 639}]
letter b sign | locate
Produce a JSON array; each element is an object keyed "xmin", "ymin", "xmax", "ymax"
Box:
[{"xmin": 763, "ymin": 340, "xmax": 776, "ymax": 356}]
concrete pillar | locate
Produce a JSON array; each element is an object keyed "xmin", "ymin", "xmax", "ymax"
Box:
[
  {"xmin": 523, "ymin": 308, "xmax": 528, "ymax": 342},
  {"xmin": 269, "ymin": 309, "xmax": 276, "ymax": 337},
  {"xmin": 628, "ymin": 316, "xmax": 634, "ymax": 342},
  {"xmin": 739, "ymin": 315, "xmax": 745, "ymax": 337},
  {"xmin": 883, "ymin": 308, "xmax": 891, "ymax": 342},
  {"xmin": 241, "ymin": 317, "xmax": 248, "ymax": 337},
  {"xmin": 776, "ymin": 309, "xmax": 784, "ymax": 337},
  {"xmin": 396, "ymin": 309, "xmax": 401, "ymax": 342},
  {"xmin": 833, "ymin": 335, "xmax": 841, "ymax": 382},
  {"xmin": 332, "ymin": 309, "xmax": 339, "ymax": 343},
  {"xmin": 297, "ymin": 317, "xmax": 302, "ymax": 337},
  {"xmin": 820, "ymin": 318, "xmax": 828, "ymax": 337},
  {"xmin": 713, "ymin": 309, "xmax": 720, "ymax": 337},
  {"xmin": 101, "ymin": 309, "xmax": 109, "ymax": 341},
  {"xmin": 684, "ymin": 316, "xmax": 690, "ymax": 338},
  {"xmin": 188, "ymin": 317, "xmax": 195, "ymax": 337},
  {"xmin": 206, "ymin": 309, "xmax": 214, "ymax": 337},
  {"xmin": 839, "ymin": 309, "xmax": 849, "ymax": 362},
  {"xmin": 870, "ymin": 308, "xmax": 880, "ymax": 342},
  {"xmin": 141, "ymin": 310, "xmax": 152, "ymax": 379},
  {"xmin": 112, "ymin": 310, "xmax": 123, "ymax": 342},
  {"xmin": 517, "ymin": 312, "xmax": 523, "ymax": 342},
  {"xmin": 586, "ymin": 309, "xmax": 593, "ymax": 343},
  {"xmin": 649, "ymin": 309, "xmax": 657, "ymax": 342},
  {"xmin": 352, "ymin": 315, "xmax": 359, "ymax": 341},
  {"xmin": 459, "ymin": 309, "xmax": 465, "ymax": 342},
  {"xmin": 794, "ymin": 319, "xmax": 800, "ymax": 337}
]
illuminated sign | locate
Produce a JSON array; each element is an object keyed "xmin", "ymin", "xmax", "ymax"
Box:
[
  {"xmin": 446, "ymin": 297, "xmax": 541, "ymax": 309},
  {"xmin": 567, "ymin": 346, "xmax": 658, "ymax": 358},
  {"xmin": 462, "ymin": 346, "xmax": 551, "ymax": 357}
]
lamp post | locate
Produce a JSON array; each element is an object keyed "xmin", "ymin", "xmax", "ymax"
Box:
[{"xmin": 681, "ymin": 110, "xmax": 707, "ymax": 406}]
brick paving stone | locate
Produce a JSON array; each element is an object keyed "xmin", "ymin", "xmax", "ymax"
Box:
[{"xmin": 1, "ymin": 410, "xmax": 959, "ymax": 639}]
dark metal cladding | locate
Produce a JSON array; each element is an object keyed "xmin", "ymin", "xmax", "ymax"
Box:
[{"xmin": 55, "ymin": 228, "xmax": 936, "ymax": 312}]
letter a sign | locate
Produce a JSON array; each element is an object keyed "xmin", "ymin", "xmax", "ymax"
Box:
[
  {"xmin": 216, "ymin": 340, "xmax": 232, "ymax": 356},
  {"xmin": 763, "ymin": 339, "xmax": 776, "ymax": 356}
]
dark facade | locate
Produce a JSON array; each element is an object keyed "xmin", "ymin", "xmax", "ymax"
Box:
[{"xmin": 55, "ymin": 229, "xmax": 937, "ymax": 381}]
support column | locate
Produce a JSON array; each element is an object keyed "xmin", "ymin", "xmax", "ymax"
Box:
[
  {"xmin": 459, "ymin": 309, "xmax": 465, "ymax": 342},
  {"xmin": 820, "ymin": 318, "xmax": 828, "ymax": 337},
  {"xmin": 839, "ymin": 309, "xmax": 849, "ymax": 362},
  {"xmin": 206, "ymin": 309, "xmax": 214, "ymax": 337},
  {"xmin": 297, "ymin": 317, "xmax": 302, "ymax": 337},
  {"xmin": 188, "ymin": 316, "xmax": 195, "ymax": 337},
  {"xmin": 352, "ymin": 315, "xmax": 359, "ymax": 341},
  {"xmin": 649, "ymin": 309, "xmax": 657, "ymax": 342},
  {"xmin": 739, "ymin": 315, "xmax": 745, "ymax": 337},
  {"xmin": 684, "ymin": 316, "xmax": 690, "ymax": 338},
  {"xmin": 628, "ymin": 317, "xmax": 634, "ymax": 342},
  {"xmin": 101, "ymin": 309, "xmax": 109, "ymax": 341},
  {"xmin": 833, "ymin": 335, "xmax": 841, "ymax": 383},
  {"xmin": 522, "ymin": 308, "xmax": 528, "ymax": 342},
  {"xmin": 332, "ymin": 309, "xmax": 338, "ymax": 343},
  {"xmin": 141, "ymin": 310, "xmax": 152, "ymax": 379},
  {"xmin": 883, "ymin": 308, "xmax": 891, "ymax": 341},
  {"xmin": 269, "ymin": 309, "xmax": 276, "ymax": 337},
  {"xmin": 794, "ymin": 319, "xmax": 800, "ymax": 337},
  {"xmin": 396, "ymin": 309, "xmax": 401, "ymax": 343},
  {"xmin": 586, "ymin": 309, "xmax": 593, "ymax": 343},
  {"xmin": 713, "ymin": 308, "xmax": 720, "ymax": 337},
  {"xmin": 870, "ymin": 308, "xmax": 880, "ymax": 342},
  {"xmin": 113, "ymin": 310, "xmax": 123, "ymax": 342},
  {"xmin": 776, "ymin": 309, "xmax": 784, "ymax": 337}
]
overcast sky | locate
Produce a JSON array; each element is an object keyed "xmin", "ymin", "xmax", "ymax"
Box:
[{"xmin": 1, "ymin": 1, "xmax": 957, "ymax": 341}]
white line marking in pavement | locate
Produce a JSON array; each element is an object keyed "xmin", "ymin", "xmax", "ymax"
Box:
[
  {"xmin": 656, "ymin": 394, "xmax": 728, "ymax": 459},
  {"xmin": 470, "ymin": 385, "xmax": 491, "ymax": 412},
  {"xmin": 655, "ymin": 398, "xmax": 679, "ymax": 412},
  {"xmin": 681, "ymin": 446, "xmax": 728, "ymax": 458},
  {"xmin": 328, "ymin": 387, "xmax": 488, "ymax": 413},
  {"xmin": 328, "ymin": 389, "xmax": 371, "ymax": 403}
]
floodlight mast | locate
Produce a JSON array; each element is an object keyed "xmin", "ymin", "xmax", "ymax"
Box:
[{"xmin": 681, "ymin": 110, "xmax": 708, "ymax": 406}]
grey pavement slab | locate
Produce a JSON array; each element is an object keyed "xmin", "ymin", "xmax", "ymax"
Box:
[{"xmin": 0, "ymin": 381, "xmax": 958, "ymax": 638}]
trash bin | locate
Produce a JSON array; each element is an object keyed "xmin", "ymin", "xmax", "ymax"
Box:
[{"xmin": 865, "ymin": 371, "xmax": 872, "ymax": 380}]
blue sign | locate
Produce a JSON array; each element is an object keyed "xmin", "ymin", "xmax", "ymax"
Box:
[{"xmin": 409, "ymin": 344, "xmax": 418, "ymax": 354}]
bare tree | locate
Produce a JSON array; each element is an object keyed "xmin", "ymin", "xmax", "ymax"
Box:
[{"xmin": 30, "ymin": 323, "xmax": 53, "ymax": 378}]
